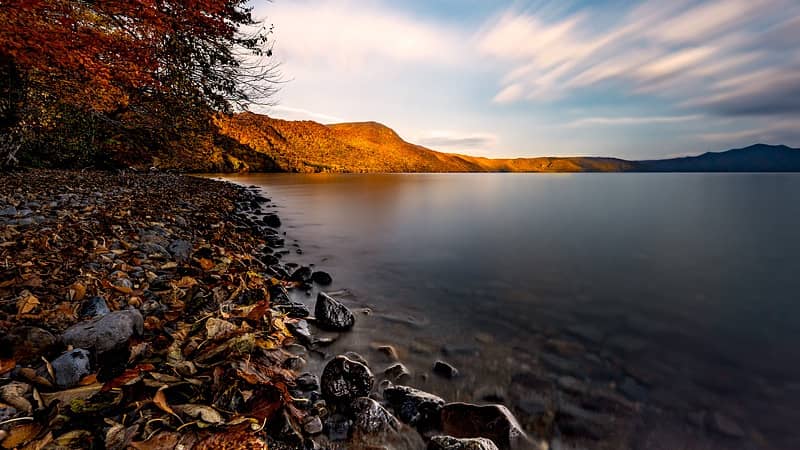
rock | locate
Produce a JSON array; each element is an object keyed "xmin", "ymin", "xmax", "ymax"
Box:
[
  {"xmin": 375, "ymin": 344, "xmax": 399, "ymax": 362},
  {"xmin": 709, "ymin": 411, "xmax": 745, "ymax": 438},
  {"xmin": 383, "ymin": 363, "xmax": 411, "ymax": 383},
  {"xmin": 618, "ymin": 376, "xmax": 648, "ymax": 402},
  {"xmin": 383, "ymin": 384, "xmax": 445, "ymax": 430},
  {"xmin": 274, "ymin": 301, "xmax": 310, "ymax": 318},
  {"xmin": 295, "ymin": 373, "xmax": 319, "ymax": 391},
  {"xmin": 350, "ymin": 397, "xmax": 400, "ymax": 435},
  {"xmin": 263, "ymin": 213, "xmax": 281, "ymax": 228},
  {"xmin": 555, "ymin": 402, "xmax": 609, "ymax": 440},
  {"xmin": 1, "ymin": 326, "xmax": 59, "ymax": 364},
  {"xmin": 167, "ymin": 240, "xmax": 192, "ymax": 262},
  {"xmin": 0, "ymin": 382, "xmax": 32, "ymax": 413},
  {"xmin": 433, "ymin": 360, "xmax": 459, "ymax": 379},
  {"xmin": 321, "ymin": 355, "xmax": 374, "ymax": 404},
  {"xmin": 283, "ymin": 356, "xmax": 306, "ymax": 371},
  {"xmin": 428, "ymin": 435, "xmax": 500, "ymax": 450},
  {"xmin": 314, "ymin": 293, "xmax": 355, "ymax": 331},
  {"xmin": 303, "ymin": 416, "xmax": 323, "ymax": 435},
  {"xmin": 289, "ymin": 266, "xmax": 312, "ymax": 283},
  {"xmin": 51, "ymin": 349, "xmax": 92, "ymax": 388},
  {"xmin": 62, "ymin": 309, "xmax": 143, "ymax": 355},
  {"xmin": 343, "ymin": 351, "xmax": 369, "ymax": 367},
  {"xmin": 78, "ymin": 296, "xmax": 110, "ymax": 319},
  {"xmin": 287, "ymin": 319, "xmax": 313, "ymax": 345},
  {"xmin": 0, "ymin": 206, "xmax": 17, "ymax": 216},
  {"xmin": 311, "ymin": 271, "xmax": 333, "ymax": 285},
  {"xmin": 441, "ymin": 403, "xmax": 529, "ymax": 450}
]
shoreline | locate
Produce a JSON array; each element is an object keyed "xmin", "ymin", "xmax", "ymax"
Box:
[{"xmin": 0, "ymin": 169, "xmax": 529, "ymax": 450}]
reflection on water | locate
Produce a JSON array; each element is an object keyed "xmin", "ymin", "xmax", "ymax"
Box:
[{"xmin": 222, "ymin": 173, "xmax": 800, "ymax": 449}]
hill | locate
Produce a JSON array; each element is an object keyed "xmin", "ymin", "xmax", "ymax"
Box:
[{"xmin": 204, "ymin": 112, "xmax": 800, "ymax": 173}]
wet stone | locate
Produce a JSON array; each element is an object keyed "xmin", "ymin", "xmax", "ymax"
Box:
[
  {"xmin": 314, "ymin": 293, "xmax": 355, "ymax": 331},
  {"xmin": 383, "ymin": 363, "xmax": 411, "ymax": 384},
  {"xmin": 287, "ymin": 319, "xmax": 313, "ymax": 345},
  {"xmin": 296, "ymin": 373, "xmax": 319, "ymax": 391},
  {"xmin": 441, "ymin": 403, "xmax": 529, "ymax": 450},
  {"xmin": 290, "ymin": 266, "xmax": 312, "ymax": 283},
  {"xmin": 78, "ymin": 296, "xmax": 110, "ymax": 319},
  {"xmin": 324, "ymin": 413, "xmax": 352, "ymax": 441},
  {"xmin": 167, "ymin": 239, "xmax": 192, "ymax": 262},
  {"xmin": 428, "ymin": 435, "xmax": 500, "ymax": 450},
  {"xmin": 51, "ymin": 349, "xmax": 92, "ymax": 389},
  {"xmin": 321, "ymin": 355, "xmax": 374, "ymax": 404},
  {"xmin": 303, "ymin": 416, "xmax": 323, "ymax": 435},
  {"xmin": 350, "ymin": 396, "xmax": 401, "ymax": 435},
  {"xmin": 311, "ymin": 271, "xmax": 333, "ymax": 285}
]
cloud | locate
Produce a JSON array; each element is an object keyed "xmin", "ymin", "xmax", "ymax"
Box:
[
  {"xmin": 564, "ymin": 114, "xmax": 704, "ymax": 127},
  {"xmin": 477, "ymin": 0, "xmax": 800, "ymax": 118},
  {"xmin": 698, "ymin": 118, "xmax": 800, "ymax": 145},
  {"xmin": 260, "ymin": 0, "xmax": 466, "ymax": 75},
  {"xmin": 415, "ymin": 130, "xmax": 497, "ymax": 151}
]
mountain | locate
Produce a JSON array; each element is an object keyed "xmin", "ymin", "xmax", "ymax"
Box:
[
  {"xmin": 210, "ymin": 112, "xmax": 800, "ymax": 173},
  {"xmin": 634, "ymin": 144, "xmax": 800, "ymax": 172}
]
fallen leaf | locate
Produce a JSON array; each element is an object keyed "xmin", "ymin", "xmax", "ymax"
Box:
[
  {"xmin": 175, "ymin": 276, "xmax": 197, "ymax": 288},
  {"xmin": 173, "ymin": 404, "xmax": 225, "ymax": 425},
  {"xmin": 101, "ymin": 364, "xmax": 154, "ymax": 392},
  {"xmin": 198, "ymin": 258, "xmax": 214, "ymax": 270},
  {"xmin": 153, "ymin": 386, "xmax": 177, "ymax": 417},
  {"xmin": 39, "ymin": 383, "xmax": 102, "ymax": 407},
  {"xmin": 1, "ymin": 422, "xmax": 41, "ymax": 449},
  {"xmin": 16, "ymin": 290, "xmax": 40, "ymax": 315},
  {"xmin": 69, "ymin": 282, "xmax": 86, "ymax": 301},
  {"xmin": 129, "ymin": 432, "xmax": 179, "ymax": 450},
  {"xmin": 205, "ymin": 317, "xmax": 236, "ymax": 340},
  {"xmin": 0, "ymin": 358, "xmax": 15, "ymax": 375}
]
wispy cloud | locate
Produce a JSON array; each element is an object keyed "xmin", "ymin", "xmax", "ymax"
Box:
[
  {"xmin": 478, "ymin": 0, "xmax": 800, "ymax": 118},
  {"xmin": 415, "ymin": 130, "xmax": 497, "ymax": 152},
  {"xmin": 564, "ymin": 114, "xmax": 704, "ymax": 127}
]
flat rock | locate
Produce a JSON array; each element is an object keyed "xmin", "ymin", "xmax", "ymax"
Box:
[
  {"xmin": 51, "ymin": 349, "xmax": 92, "ymax": 388},
  {"xmin": 61, "ymin": 309, "xmax": 143, "ymax": 355},
  {"xmin": 321, "ymin": 355, "xmax": 374, "ymax": 404},
  {"xmin": 429, "ymin": 435, "xmax": 500, "ymax": 450},
  {"xmin": 441, "ymin": 403, "xmax": 530, "ymax": 450},
  {"xmin": 314, "ymin": 292, "xmax": 355, "ymax": 331},
  {"xmin": 384, "ymin": 384, "xmax": 445, "ymax": 430}
]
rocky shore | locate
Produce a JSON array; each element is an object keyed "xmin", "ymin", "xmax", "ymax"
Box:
[{"xmin": 0, "ymin": 170, "xmax": 533, "ymax": 449}]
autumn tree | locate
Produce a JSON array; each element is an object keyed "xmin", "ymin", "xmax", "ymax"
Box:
[{"xmin": 0, "ymin": 0, "xmax": 279, "ymax": 168}]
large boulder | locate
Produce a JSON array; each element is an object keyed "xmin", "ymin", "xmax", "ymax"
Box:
[
  {"xmin": 321, "ymin": 355, "xmax": 374, "ymax": 404},
  {"xmin": 383, "ymin": 384, "xmax": 445, "ymax": 431},
  {"xmin": 429, "ymin": 436, "xmax": 500, "ymax": 450},
  {"xmin": 441, "ymin": 403, "xmax": 530, "ymax": 450},
  {"xmin": 62, "ymin": 309, "xmax": 143, "ymax": 355},
  {"xmin": 314, "ymin": 293, "xmax": 355, "ymax": 331}
]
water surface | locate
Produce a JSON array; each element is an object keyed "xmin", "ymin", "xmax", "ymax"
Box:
[{"xmin": 222, "ymin": 173, "xmax": 800, "ymax": 448}]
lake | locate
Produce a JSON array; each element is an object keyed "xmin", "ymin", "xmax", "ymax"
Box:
[{"xmin": 220, "ymin": 172, "xmax": 800, "ymax": 449}]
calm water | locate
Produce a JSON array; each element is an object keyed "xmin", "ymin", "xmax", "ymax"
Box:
[{"xmin": 222, "ymin": 173, "xmax": 800, "ymax": 448}]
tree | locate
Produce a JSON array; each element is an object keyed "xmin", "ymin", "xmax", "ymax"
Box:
[{"xmin": 0, "ymin": 0, "xmax": 279, "ymax": 168}]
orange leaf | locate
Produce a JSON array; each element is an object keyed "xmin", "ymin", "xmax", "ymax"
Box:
[
  {"xmin": 153, "ymin": 386, "xmax": 177, "ymax": 417},
  {"xmin": 0, "ymin": 358, "xmax": 15, "ymax": 376}
]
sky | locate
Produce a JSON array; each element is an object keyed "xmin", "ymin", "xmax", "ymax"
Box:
[{"xmin": 250, "ymin": 0, "xmax": 800, "ymax": 160}]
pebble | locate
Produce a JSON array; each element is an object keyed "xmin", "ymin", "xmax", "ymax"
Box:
[
  {"xmin": 441, "ymin": 402, "xmax": 529, "ymax": 450},
  {"xmin": 383, "ymin": 384, "xmax": 445, "ymax": 430},
  {"xmin": 314, "ymin": 292, "xmax": 355, "ymax": 331},
  {"xmin": 62, "ymin": 309, "xmax": 144, "ymax": 354},
  {"xmin": 433, "ymin": 360, "xmax": 459, "ymax": 379},
  {"xmin": 428, "ymin": 435, "xmax": 500, "ymax": 450},
  {"xmin": 51, "ymin": 349, "xmax": 92, "ymax": 388},
  {"xmin": 383, "ymin": 363, "xmax": 411, "ymax": 384},
  {"xmin": 296, "ymin": 373, "xmax": 319, "ymax": 391},
  {"xmin": 320, "ymin": 355, "xmax": 374, "ymax": 403}
]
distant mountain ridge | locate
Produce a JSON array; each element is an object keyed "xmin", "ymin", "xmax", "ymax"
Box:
[{"xmin": 212, "ymin": 112, "xmax": 800, "ymax": 173}]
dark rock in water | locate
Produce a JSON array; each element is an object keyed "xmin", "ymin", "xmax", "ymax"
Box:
[
  {"xmin": 287, "ymin": 319, "xmax": 313, "ymax": 344},
  {"xmin": 708, "ymin": 411, "xmax": 745, "ymax": 438},
  {"xmin": 383, "ymin": 363, "xmax": 411, "ymax": 384},
  {"xmin": 62, "ymin": 309, "xmax": 143, "ymax": 355},
  {"xmin": 350, "ymin": 396, "xmax": 400, "ymax": 435},
  {"xmin": 1, "ymin": 326, "xmax": 59, "ymax": 364},
  {"xmin": 296, "ymin": 372, "xmax": 319, "ymax": 391},
  {"xmin": 618, "ymin": 376, "xmax": 648, "ymax": 402},
  {"xmin": 384, "ymin": 384, "xmax": 445, "ymax": 430},
  {"xmin": 289, "ymin": 266, "xmax": 312, "ymax": 283},
  {"xmin": 263, "ymin": 213, "xmax": 281, "ymax": 228},
  {"xmin": 283, "ymin": 356, "xmax": 306, "ymax": 371},
  {"xmin": 375, "ymin": 344, "xmax": 399, "ymax": 362},
  {"xmin": 51, "ymin": 349, "xmax": 92, "ymax": 388},
  {"xmin": 321, "ymin": 355, "xmax": 374, "ymax": 404},
  {"xmin": 260, "ymin": 254, "xmax": 279, "ymax": 266},
  {"xmin": 428, "ymin": 435, "xmax": 500, "ymax": 450},
  {"xmin": 441, "ymin": 403, "xmax": 529, "ymax": 450},
  {"xmin": 433, "ymin": 360, "xmax": 459, "ymax": 379},
  {"xmin": 315, "ymin": 292, "xmax": 355, "ymax": 331},
  {"xmin": 311, "ymin": 271, "xmax": 333, "ymax": 285},
  {"xmin": 167, "ymin": 239, "xmax": 192, "ymax": 262},
  {"xmin": 78, "ymin": 296, "xmax": 110, "ymax": 319},
  {"xmin": 324, "ymin": 413, "xmax": 352, "ymax": 441},
  {"xmin": 303, "ymin": 416, "xmax": 323, "ymax": 435},
  {"xmin": 554, "ymin": 402, "xmax": 609, "ymax": 440}
]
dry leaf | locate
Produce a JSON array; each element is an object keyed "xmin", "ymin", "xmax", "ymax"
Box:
[
  {"xmin": 2, "ymin": 423, "xmax": 42, "ymax": 449},
  {"xmin": 16, "ymin": 290, "xmax": 40, "ymax": 315},
  {"xmin": 0, "ymin": 358, "xmax": 15, "ymax": 376},
  {"xmin": 153, "ymin": 386, "xmax": 177, "ymax": 417},
  {"xmin": 173, "ymin": 404, "xmax": 225, "ymax": 425}
]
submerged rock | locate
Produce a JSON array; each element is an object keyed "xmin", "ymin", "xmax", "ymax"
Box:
[
  {"xmin": 289, "ymin": 266, "xmax": 312, "ymax": 283},
  {"xmin": 321, "ymin": 355, "xmax": 374, "ymax": 404},
  {"xmin": 433, "ymin": 360, "xmax": 459, "ymax": 379},
  {"xmin": 311, "ymin": 271, "xmax": 333, "ymax": 285},
  {"xmin": 315, "ymin": 293, "xmax": 355, "ymax": 331},
  {"xmin": 383, "ymin": 363, "xmax": 411, "ymax": 384},
  {"xmin": 62, "ymin": 309, "xmax": 143, "ymax": 355},
  {"xmin": 441, "ymin": 403, "xmax": 529, "ymax": 450},
  {"xmin": 428, "ymin": 436, "xmax": 499, "ymax": 450},
  {"xmin": 51, "ymin": 349, "xmax": 92, "ymax": 388},
  {"xmin": 383, "ymin": 384, "xmax": 445, "ymax": 430},
  {"xmin": 350, "ymin": 397, "xmax": 400, "ymax": 435}
]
